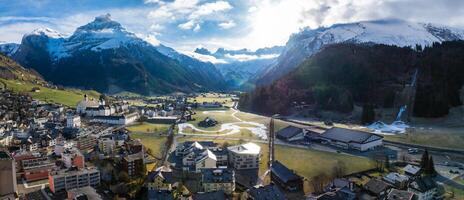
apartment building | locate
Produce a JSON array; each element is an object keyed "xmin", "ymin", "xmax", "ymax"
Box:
[
  {"xmin": 228, "ymin": 143, "xmax": 261, "ymax": 170},
  {"xmin": 48, "ymin": 167, "xmax": 100, "ymax": 193},
  {"xmin": 0, "ymin": 150, "xmax": 17, "ymax": 199},
  {"xmin": 201, "ymin": 168, "xmax": 235, "ymax": 194}
]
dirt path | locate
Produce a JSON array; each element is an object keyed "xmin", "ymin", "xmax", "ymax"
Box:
[{"xmin": 177, "ymin": 107, "xmax": 268, "ymax": 139}]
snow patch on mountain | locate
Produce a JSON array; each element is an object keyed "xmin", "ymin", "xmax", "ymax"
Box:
[
  {"xmin": 27, "ymin": 28, "xmax": 64, "ymax": 39},
  {"xmin": 0, "ymin": 42, "xmax": 19, "ymax": 56},
  {"xmin": 181, "ymin": 51, "xmax": 227, "ymax": 64},
  {"xmin": 257, "ymin": 19, "xmax": 464, "ymax": 85},
  {"xmin": 21, "ymin": 14, "xmax": 150, "ymax": 61}
]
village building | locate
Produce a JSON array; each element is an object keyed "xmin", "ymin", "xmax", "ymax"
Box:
[
  {"xmin": 387, "ymin": 189, "xmax": 415, "ymax": 200},
  {"xmin": 243, "ymin": 184, "xmax": 286, "ymax": 200},
  {"xmin": 76, "ymin": 135, "xmax": 97, "ymax": 152},
  {"xmin": 147, "ymin": 190, "xmax": 174, "ymax": 200},
  {"xmin": 403, "ymin": 164, "xmax": 421, "ymax": 177},
  {"xmin": 16, "ymin": 152, "xmax": 55, "ymax": 182},
  {"xmin": 48, "ymin": 167, "xmax": 100, "ymax": 193},
  {"xmin": 174, "ymin": 141, "xmax": 227, "ymax": 172},
  {"xmin": 147, "ymin": 166, "xmax": 175, "ymax": 191},
  {"xmin": 319, "ymin": 127, "xmax": 383, "ymax": 151},
  {"xmin": 98, "ymin": 137, "xmax": 116, "ymax": 155},
  {"xmin": 270, "ymin": 160, "xmax": 303, "ymax": 191},
  {"xmin": 91, "ymin": 112, "xmax": 139, "ymax": 125},
  {"xmin": 198, "ymin": 117, "xmax": 218, "ymax": 128},
  {"xmin": 147, "ymin": 116, "xmax": 178, "ymax": 124},
  {"xmin": 383, "ymin": 172, "xmax": 409, "ymax": 189},
  {"xmin": 228, "ymin": 142, "xmax": 261, "ymax": 170},
  {"xmin": 62, "ymin": 149, "xmax": 85, "ymax": 169},
  {"xmin": 276, "ymin": 125, "xmax": 307, "ymax": 142},
  {"xmin": 76, "ymin": 95, "xmax": 99, "ymax": 114},
  {"xmin": 408, "ymin": 177, "xmax": 438, "ymax": 200},
  {"xmin": 122, "ymin": 151, "xmax": 145, "ymax": 178},
  {"xmin": 201, "ymin": 168, "xmax": 235, "ymax": 194},
  {"xmin": 0, "ymin": 150, "xmax": 17, "ymax": 199},
  {"xmin": 362, "ymin": 179, "xmax": 392, "ymax": 199},
  {"xmin": 67, "ymin": 114, "xmax": 81, "ymax": 128},
  {"xmin": 67, "ymin": 186, "xmax": 102, "ymax": 200},
  {"xmin": 192, "ymin": 191, "xmax": 227, "ymax": 200},
  {"xmin": 310, "ymin": 187, "xmax": 356, "ymax": 200}
]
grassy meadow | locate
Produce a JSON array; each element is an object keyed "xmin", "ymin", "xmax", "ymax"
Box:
[
  {"xmin": 126, "ymin": 122, "xmax": 171, "ymax": 134},
  {"xmin": 1, "ymin": 78, "xmax": 99, "ymax": 107}
]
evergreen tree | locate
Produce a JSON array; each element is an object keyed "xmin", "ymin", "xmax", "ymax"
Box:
[
  {"xmin": 420, "ymin": 149, "xmax": 429, "ymax": 169},
  {"xmin": 361, "ymin": 103, "xmax": 375, "ymax": 124},
  {"xmin": 426, "ymin": 156, "xmax": 436, "ymax": 175}
]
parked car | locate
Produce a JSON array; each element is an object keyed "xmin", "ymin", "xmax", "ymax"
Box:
[{"xmin": 408, "ymin": 148, "xmax": 419, "ymax": 154}]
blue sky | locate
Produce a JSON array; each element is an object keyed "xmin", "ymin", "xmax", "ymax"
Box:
[{"xmin": 1, "ymin": 0, "xmax": 464, "ymax": 51}]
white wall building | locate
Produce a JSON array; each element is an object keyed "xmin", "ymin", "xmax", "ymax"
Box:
[
  {"xmin": 228, "ymin": 143, "xmax": 261, "ymax": 170},
  {"xmin": 67, "ymin": 115, "xmax": 81, "ymax": 128}
]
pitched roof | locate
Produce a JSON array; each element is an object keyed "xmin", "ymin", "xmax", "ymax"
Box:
[
  {"xmin": 364, "ymin": 179, "xmax": 390, "ymax": 195},
  {"xmin": 147, "ymin": 190, "xmax": 173, "ymax": 200},
  {"xmin": 321, "ymin": 128, "xmax": 383, "ymax": 144},
  {"xmin": 276, "ymin": 126, "xmax": 303, "ymax": 139},
  {"xmin": 409, "ymin": 176, "xmax": 437, "ymax": 192},
  {"xmin": 202, "ymin": 168, "xmax": 234, "ymax": 184},
  {"xmin": 271, "ymin": 160, "xmax": 302, "ymax": 183},
  {"xmin": 387, "ymin": 189, "xmax": 414, "ymax": 200},
  {"xmin": 247, "ymin": 184, "xmax": 286, "ymax": 200},
  {"xmin": 403, "ymin": 164, "xmax": 421, "ymax": 175},
  {"xmin": 192, "ymin": 191, "xmax": 226, "ymax": 200}
]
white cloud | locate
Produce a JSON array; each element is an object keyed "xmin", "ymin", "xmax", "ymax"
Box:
[
  {"xmin": 193, "ymin": 24, "xmax": 201, "ymax": 32},
  {"xmin": 224, "ymin": 53, "xmax": 279, "ymax": 62},
  {"xmin": 147, "ymin": 0, "xmax": 233, "ymax": 31},
  {"xmin": 181, "ymin": 50, "xmax": 228, "ymax": 64},
  {"xmin": 248, "ymin": 6, "xmax": 257, "ymax": 13},
  {"xmin": 178, "ymin": 20, "xmax": 196, "ymax": 30},
  {"xmin": 218, "ymin": 20, "xmax": 236, "ymax": 29},
  {"xmin": 188, "ymin": 1, "xmax": 232, "ymax": 20}
]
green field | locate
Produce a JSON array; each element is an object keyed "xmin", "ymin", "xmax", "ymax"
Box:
[
  {"xmin": 262, "ymin": 144, "xmax": 375, "ymax": 179},
  {"xmin": 127, "ymin": 122, "xmax": 171, "ymax": 134},
  {"xmin": 384, "ymin": 128, "xmax": 464, "ymax": 150},
  {"xmin": 1, "ymin": 78, "xmax": 100, "ymax": 107},
  {"xmin": 188, "ymin": 109, "xmax": 240, "ymax": 131},
  {"xmin": 188, "ymin": 93, "xmax": 235, "ymax": 107},
  {"xmin": 130, "ymin": 133, "xmax": 167, "ymax": 159}
]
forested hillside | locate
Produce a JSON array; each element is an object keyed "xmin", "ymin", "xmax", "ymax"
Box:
[{"xmin": 240, "ymin": 41, "xmax": 464, "ymax": 118}]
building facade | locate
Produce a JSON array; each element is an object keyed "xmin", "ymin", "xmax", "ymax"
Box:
[
  {"xmin": 48, "ymin": 167, "xmax": 101, "ymax": 193},
  {"xmin": 0, "ymin": 151, "xmax": 17, "ymax": 198},
  {"xmin": 201, "ymin": 168, "xmax": 235, "ymax": 194},
  {"xmin": 228, "ymin": 143, "xmax": 261, "ymax": 170}
]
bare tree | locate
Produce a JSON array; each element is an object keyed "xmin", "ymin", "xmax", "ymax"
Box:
[
  {"xmin": 332, "ymin": 161, "xmax": 347, "ymax": 178},
  {"xmin": 311, "ymin": 173, "xmax": 329, "ymax": 194}
]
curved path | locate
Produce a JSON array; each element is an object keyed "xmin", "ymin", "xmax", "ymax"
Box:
[{"xmin": 177, "ymin": 104, "xmax": 268, "ymax": 139}]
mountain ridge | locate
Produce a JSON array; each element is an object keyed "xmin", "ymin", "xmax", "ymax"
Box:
[
  {"xmin": 2, "ymin": 14, "xmax": 227, "ymax": 95},
  {"xmin": 255, "ymin": 19, "xmax": 464, "ymax": 86}
]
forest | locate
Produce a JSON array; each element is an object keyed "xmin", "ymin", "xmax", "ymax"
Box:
[{"xmin": 239, "ymin": 41, "xmax": 464, "ymax": 119}]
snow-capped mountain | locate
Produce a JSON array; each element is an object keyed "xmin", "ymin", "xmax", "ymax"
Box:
[
  {"xmin": 255, "ymin": 19, "xmax": 464, "ymax": 85},
  {"xmin": 8, "ymin": 14, "xmax": 226, "ymax": 94}
]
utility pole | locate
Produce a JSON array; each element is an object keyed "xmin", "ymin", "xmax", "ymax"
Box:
[{"xmin": 268, "ymin": 114, "xmax": 278, "ymax": 168}]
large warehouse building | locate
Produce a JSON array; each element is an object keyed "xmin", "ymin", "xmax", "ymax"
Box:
[{"xmin": 319, "ymin": 127, "xmax": 383, "ymax": 151}]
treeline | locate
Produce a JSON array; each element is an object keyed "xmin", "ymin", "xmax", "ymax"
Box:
[{"xmin": 240, "ymin": 41, "xmax": 464, "ymax": 118}]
